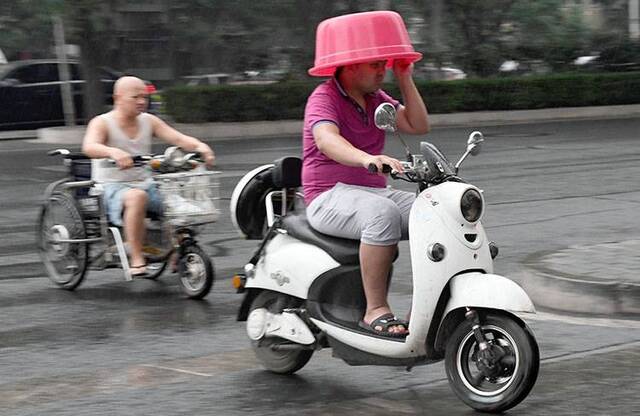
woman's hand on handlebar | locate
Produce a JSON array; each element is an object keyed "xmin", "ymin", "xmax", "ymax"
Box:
[{"xmin": 363, "ymin": 154, "xmax": 403, "ymax": 175}]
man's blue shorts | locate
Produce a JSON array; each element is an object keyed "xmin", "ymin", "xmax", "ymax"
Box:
[{"xmin": 102, "ymin": 182, "xmax": 163, "ymax": 226}]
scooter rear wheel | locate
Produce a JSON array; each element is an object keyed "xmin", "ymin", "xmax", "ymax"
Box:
[
  {"xmin": 249, "ymin": 290, "xmax": 313, "ymax": 374},
  {"xmin": 36, "ymin": 192, "xmax": 88, "ymax": 290},
  {"xmin": 444, "ymin": 311, "xmax": 539, "ymax": 413}
]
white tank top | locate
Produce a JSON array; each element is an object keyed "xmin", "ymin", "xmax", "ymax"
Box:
[{"xmin": 92, "ymin": 112, "xmax": 153, "ymax": 183}]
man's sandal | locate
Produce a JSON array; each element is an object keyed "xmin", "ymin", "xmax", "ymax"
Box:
[
  {"xmin": 130, "ymin": 263, "xmax": 148, "ymax": 278},
  {"xmin": 358, "ymin": 313, "xmax": 409, "ymax": 338}
]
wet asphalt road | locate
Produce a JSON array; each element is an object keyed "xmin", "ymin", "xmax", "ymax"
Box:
[{"xmin": 0, "ymin": 118, "xmax": 639, "ymax": 415}]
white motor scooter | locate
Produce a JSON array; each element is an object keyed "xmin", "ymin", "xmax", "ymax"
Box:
[{"xmin": 229, "ymin": 103, "xmax": 539, "ymax": 413}]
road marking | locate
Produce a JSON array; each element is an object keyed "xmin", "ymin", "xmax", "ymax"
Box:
[
  {"xmin": 140, "ymin": 364, "xmax": 212, "ymax": 377},
  {"xmin": 542, "ymin": 340, "xmax": 640, "ymax": 364},
  {"xmin": 1, "ymin": 341, "xmax": 638, "ymax": 411},
  {"xmin": 0, "ymin": 252, "xmax": 41, "ymax": 266},
  {"xmin": 524, "ymin": 311, "xmax": 640, "ymax": 329},
  {"xmin": 0, "ymin": 349, "xmax": 256, "ymax": 409},
  {"xmin": 35, "ymin": 165, "xmax": 66, "ymax": 173}
]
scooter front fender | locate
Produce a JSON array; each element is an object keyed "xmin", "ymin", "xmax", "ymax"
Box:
[
  {"xmin": 444, "ymin": 272, "xmax": 536, "ymax": 316},
  {"xmin": 433, "ymin": 272, "xmax": 536, "ymax": 356}
]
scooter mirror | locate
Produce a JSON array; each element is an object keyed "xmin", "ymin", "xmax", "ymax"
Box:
[
  {"xmin": 374, "ymin": 103, "xmax": 397, "ymax": 132},
  {"xmin": 467, "ymin": 131, "xmax": 484, "ymax": 156}
]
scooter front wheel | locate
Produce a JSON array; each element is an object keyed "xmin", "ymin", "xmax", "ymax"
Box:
[
  {"xmin": 249, "ymin": 290, "xmax": 313, "ymax": 374},
  {"xmin": 444, "ymin": 311, "xmax": 539, "ymax": 413},
  {"xmin": 177, "ymin": 244, "xmax": 213, "ymax": 299}
]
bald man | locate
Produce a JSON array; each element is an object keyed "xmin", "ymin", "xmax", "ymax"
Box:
[{"xmin": 82, "ymin": 76, "xmax": 215, "ymax": 277}]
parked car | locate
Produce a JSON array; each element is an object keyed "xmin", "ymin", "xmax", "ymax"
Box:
[
  {"xmin": 498, "ymin": 59, "xmax": 551, "ymax": 76},
  {"xmin": 414, "ymin": 63, "xmax": 467, "ymax": 81},
  {"xmin": 0, "ymin": 59, "xmax": 158, "ymax": 130},
  {"xmin": 181, "ymin": 73, "xmax": 231, "ymax": 87}
]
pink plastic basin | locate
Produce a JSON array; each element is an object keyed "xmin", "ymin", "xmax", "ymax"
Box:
[{"xmin": 308, "ymin": 11, "xmax": 422, "ymax": 77}]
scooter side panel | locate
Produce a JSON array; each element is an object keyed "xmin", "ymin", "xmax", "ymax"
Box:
[
  {"xmin": 444, "ymin": 272, "xmax": 536, "ymax": 315},
  {"xmin": 245, "ymin": 234, "xmax": 340, "ymax": 299}
]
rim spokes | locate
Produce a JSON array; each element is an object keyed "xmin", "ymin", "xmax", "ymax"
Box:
[
  {"xmin": 182, "ymin": 254, "xmax": 205, "ymax": 289},
  {"xmin": 39, "ymin": 194, "xmax": 87, "ymax": 284},
  {"xmin": 457, "ymin": 325, "xmax": 519, "ymax": 396}
]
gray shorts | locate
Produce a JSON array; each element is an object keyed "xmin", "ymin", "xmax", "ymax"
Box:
[{"xmin": 306, "ymin": 183, "xmax": 415, "ymax": 246}]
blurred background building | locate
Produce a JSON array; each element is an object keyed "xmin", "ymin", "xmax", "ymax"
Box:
[{"xmin": 1, "ymin": 0, "xmax": 639, "ymax": 85}]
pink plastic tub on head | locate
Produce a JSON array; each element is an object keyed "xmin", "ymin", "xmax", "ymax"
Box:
[{"xmin": 308, "ymin": 11, "xmax": 422, "ymax": 77}]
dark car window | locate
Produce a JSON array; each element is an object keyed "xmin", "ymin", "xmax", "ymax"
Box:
[
  {"xmin": 70, "ymin": 63, "xmax": 82, "ymax": 81},
  {"xmin": 8, "ymin": 63, "xmax": 60, "ymax": 83}
]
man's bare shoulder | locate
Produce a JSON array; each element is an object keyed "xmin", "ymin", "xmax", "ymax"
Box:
[
  {"xmin": 83, "ymin": 114, "xmax": 109, "ymax": 142},
  {"xmin": 87, "ymin": 113, "xmax": 109, "ymax": 128},
  {"xmin": 145, "ymin": 112, "xmax": 165, "ymax": 127}
]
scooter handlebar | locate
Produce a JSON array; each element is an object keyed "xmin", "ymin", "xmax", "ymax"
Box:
[
  {"xmin": 105, "ymin": 155, "xmax": 151, "ymax": 167},
  {"xmin": 47, "ymin": 149, "xmax": 89, "ymax": 160},
  {"xmin": 367, "ymin": 163, "xmax": 392, "ymax": 174},
  {"xmin": 183, "ymin": 152, "xmax": 205, "ymax": 163}
]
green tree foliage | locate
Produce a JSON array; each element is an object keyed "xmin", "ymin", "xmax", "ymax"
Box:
[
  {"xmin": 63, "ymin": 0, "xmax": 117, "ymax": 118},
  {"xmin": 442, "ymin": 0, "xmax": 517, "ymax": 77},
  {"xmin": 0, "ymin": 0, "xmax": 63, "ymax": 60},
  {"xmin": 508, "ymin": 0, "xmax": 590, "ymax": 70},
  {"xmin": 168, "ymin": 0, "xmax": 364, "ymax": 77},
  {"xmin": 1, "ymin": 0, "xmax": 637, "ymax": 85}
]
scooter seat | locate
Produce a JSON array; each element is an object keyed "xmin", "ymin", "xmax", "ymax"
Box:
[{"xmin": 281, "ymin": 213, "xmax": 360, "ymax": 264}]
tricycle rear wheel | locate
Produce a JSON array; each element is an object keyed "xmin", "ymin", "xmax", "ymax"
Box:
[{"xmin": 36, "ymin": 192, "xmax": 89, "ymax": 290}]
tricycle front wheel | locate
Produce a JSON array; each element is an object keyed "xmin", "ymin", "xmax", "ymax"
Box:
[{"xmin": 177, "ymin": 244, "xmax": 213, "ymax": 299}]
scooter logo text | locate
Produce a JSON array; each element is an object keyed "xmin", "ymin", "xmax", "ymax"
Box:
[{"xmin": 271, "ymin": 271, "xmax": 290, "ymax": 286}]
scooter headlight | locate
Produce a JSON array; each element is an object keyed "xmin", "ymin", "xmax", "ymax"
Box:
[{"xmin": 460, "ymin": 189, "xmax": 483, "ymax": 223}]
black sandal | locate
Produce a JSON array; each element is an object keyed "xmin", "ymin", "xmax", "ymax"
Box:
[{"xmin": 358, "ymin": 313, "xmax": 409, "ymax": 338}]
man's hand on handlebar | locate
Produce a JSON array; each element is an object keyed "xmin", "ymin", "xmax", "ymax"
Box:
[
  {"xmin": 195, "ymin": 143, "xmax": 215, "ymax": 167},
  {"xmin": 201, "ymin": 149, "xmax": 215, "ymax": 167},
  {"xmin": 110, "ymin": 148, "xmax": 135, "ymax": 169},
  {"xmin": 363, "ymin": 154, "xmax": 403, "ymax": 175}
]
